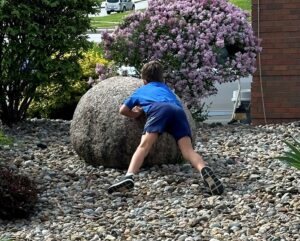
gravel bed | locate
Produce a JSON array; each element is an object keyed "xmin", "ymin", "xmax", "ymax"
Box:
[{"xmin": 0, "ymin": 119, "xmax": 299, "ymax": 241}]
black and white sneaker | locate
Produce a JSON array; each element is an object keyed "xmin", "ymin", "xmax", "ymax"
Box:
[
  {"xmin": 108, "ymin": 175, "xmax": 134, "ymax": 194},
  {"xmin": 201, "ymin": 166, "xmax": 224, "ymax": 195}
]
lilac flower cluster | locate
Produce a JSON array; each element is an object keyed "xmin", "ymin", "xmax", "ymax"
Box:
[
  {"xmin": 88, "ymin": 64, "xmax": 117, "ymax": 87},
  {"xmin": 102, "ymin": 0, "xmax": 261, "ymax": 110}
]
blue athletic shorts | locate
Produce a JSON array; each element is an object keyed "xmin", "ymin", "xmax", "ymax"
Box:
[{"xmin": 143, "ymin": 102, "xmax": 192, "ymax": 142}]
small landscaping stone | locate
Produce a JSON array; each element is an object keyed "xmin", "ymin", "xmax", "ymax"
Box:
[{"xmin": 0, "ymin": 119, "xmax": 299, "ymax": 240}]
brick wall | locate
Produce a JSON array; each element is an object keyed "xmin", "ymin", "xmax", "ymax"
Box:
[{"xmin": 251, "ymin": 0, "xmax": 300, "ymax": 125}]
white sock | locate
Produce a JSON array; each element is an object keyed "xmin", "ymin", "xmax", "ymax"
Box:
[{"xmin": 125, "ymin": 172, "xmax": 134, "ymax": 177}]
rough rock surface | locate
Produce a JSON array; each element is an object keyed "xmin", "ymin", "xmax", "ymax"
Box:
[{"xmin": 70, "ymin": 76, "xmax": 195, "ymax": 168}]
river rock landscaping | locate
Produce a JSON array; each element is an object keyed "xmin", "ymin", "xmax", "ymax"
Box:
[{"xmin": 0, "ymin": 119, "xmax": 299, "ymax": 241}]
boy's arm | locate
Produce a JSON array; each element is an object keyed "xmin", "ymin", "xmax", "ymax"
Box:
[{"xmin": 119, "ymin": 104, "xmax": 143, "ymax": 118}]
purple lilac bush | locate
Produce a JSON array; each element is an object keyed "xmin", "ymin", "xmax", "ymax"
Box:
[{"xmin": 102, "ymin": 0, "xmax": 260, "ymax": 112}]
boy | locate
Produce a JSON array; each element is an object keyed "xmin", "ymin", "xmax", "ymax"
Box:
[{"xmin": 108, "ymin": 61, "xmax": 224, "ymax": 195}]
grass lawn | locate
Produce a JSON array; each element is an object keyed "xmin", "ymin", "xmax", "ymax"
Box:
[
  {"xmin": 90, "ymin": 1, "xmax": 252, "ymax": 29},
  {"xmin": 230, "ymin": 0, "xmax": 251, "ymax": 12},
  {"xmin": 91, "ymin": 11, "xmax": 134, "ymax": 28}
]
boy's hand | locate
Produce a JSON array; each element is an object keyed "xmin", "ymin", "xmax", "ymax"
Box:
[
  {"xmin": 132, "ymin": 106, "xmax": 143, "ymax": 118},
  {"xmin": 119, "ymin": 104, "xmax": 144, "ymax": 119}
]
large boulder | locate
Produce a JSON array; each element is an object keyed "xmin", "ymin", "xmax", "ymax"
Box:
[{"xmin": 70, "ymin": 76, "xmax": 196, "ymax": 169}]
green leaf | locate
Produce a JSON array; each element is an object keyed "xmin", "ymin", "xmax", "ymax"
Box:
[
  {"xmin": 283, "ymin": 140, "xmax": 300, "ymax": 157},
  {"xmin": 276, "ymin": 156, "xmax": 296, "ymax": 162},
  {"xmin": 0, "ymin": 0, "xmax": 7, "ymax": 7},
  {"xmin": 282, "ymin": 151, "xmax": 300, "ymax": 161},
  {"xmin": 50, "ymin": 1, "xmax": 59, "ymax": 7},
  {"xmin": 292, "ymin": 137, "xmax": 300, "ymax": 147},
  {"xmin": 276, "ymin": 156, "xmax": 300, "ymax": 169},
  {"xmin": 11, "ymin": 9, "xmax": 20, "ymax": 17},
  {"xmin": 286, "ymin": 160, "xmax": 300, "ymax": 169}
]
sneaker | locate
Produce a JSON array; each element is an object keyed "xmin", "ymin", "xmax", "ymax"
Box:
[
  {"xmin": 108, "ymin": 175, "xmax": 134, "ymax": 194},
  {"xmin": 201, "ymin": 166, "xmax": 224, "ymax": 195}
]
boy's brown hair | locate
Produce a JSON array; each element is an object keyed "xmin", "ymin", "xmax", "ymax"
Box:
[{"xmin": 141, "ymin": 60, "xmax": 164, "ymax": 83}]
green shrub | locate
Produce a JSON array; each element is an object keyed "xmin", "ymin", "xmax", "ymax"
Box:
[
  {"xmin": 27, "ymin": 80, "xmax": 89, "ymax": 120},
  {"xmin": 28, "ymin": 44, "xmax": 114, "ymax": 120},
  {"xmin": 277, "ymin": 138, "xmax": 300, "ymax": 170},
  {"xmin": 0, "ymin": 130, "xmax": 13, "ymax": 146},
  {"xmin": 79, "ymin": 43, "xmax": 111, "ymax": 80},
  {"xmin": 0, "ymin": 0, "xmax": 100, "ymax": 125}
]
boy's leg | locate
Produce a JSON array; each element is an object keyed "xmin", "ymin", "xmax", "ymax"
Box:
[
  {"xmin": 108, "ymin": 132, "xmax": 158, "ymax": 194},
  {"xmin": 127, "ymin": 132, "xmax": 159, "ymax": 173},
  {"xmin": 177, "ymin": 136, "xmax": 224, "ymax": 195},
  {"xmin": 177, "ymin": 136, "xmax": 207, "ymax": 171}
]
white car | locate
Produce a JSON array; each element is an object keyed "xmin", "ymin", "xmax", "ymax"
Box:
[{"xmin": 105, "ymin": 0, "xmax": 135, "ymax": 14}]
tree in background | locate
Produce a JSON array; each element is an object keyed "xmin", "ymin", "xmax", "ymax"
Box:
[
  {"xmin": 0, "ymin": 0, "xmax": 100, "ymax": 125},
  {"xmin": 102, "ymin": 0, "xmax": 261, "ymax": 116}
]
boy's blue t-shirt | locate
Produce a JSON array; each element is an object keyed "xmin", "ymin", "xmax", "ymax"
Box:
[{"xmin": 123, "ymin": 82, "xmax": 182, "ymax": 114}]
